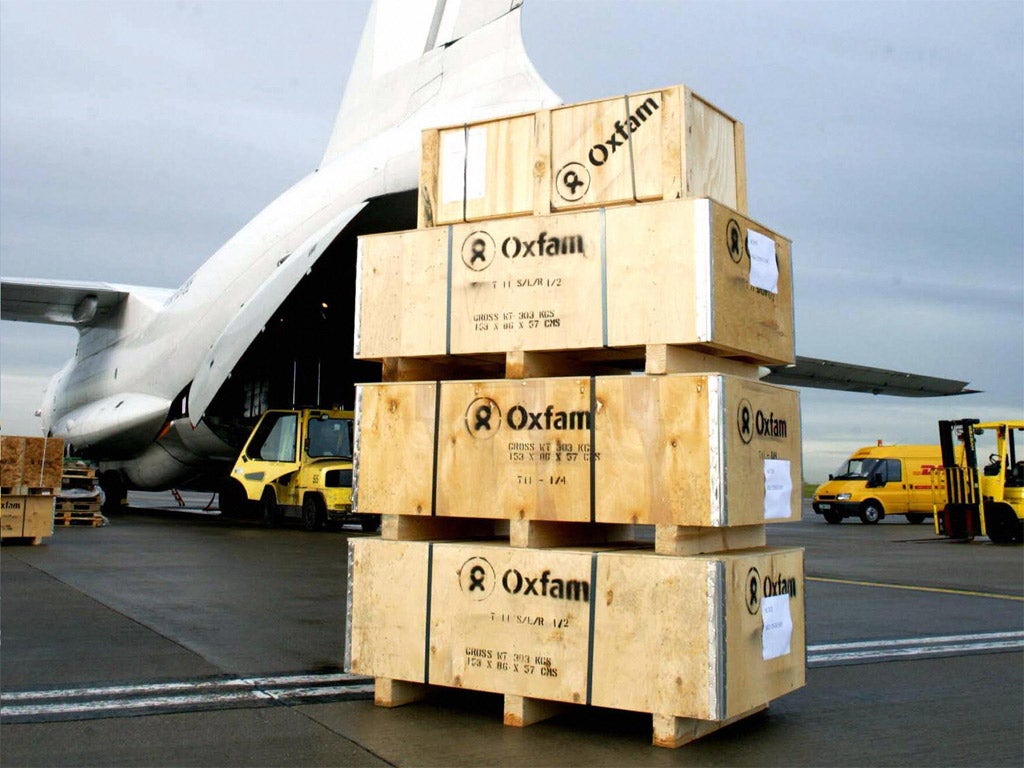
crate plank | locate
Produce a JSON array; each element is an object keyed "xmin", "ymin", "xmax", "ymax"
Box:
[{"xmin": 347, "ymin": 539, "xmax": 430, "ymax": 685}]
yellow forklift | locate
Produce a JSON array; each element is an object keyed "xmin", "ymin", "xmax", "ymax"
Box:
[
  {"xmin": 934, "ymin": 419, "xmax": 1023, "ymax": 543},
  {"xmin": 219, "ymin": 408, "xmax": 379, "ymax": 532}
]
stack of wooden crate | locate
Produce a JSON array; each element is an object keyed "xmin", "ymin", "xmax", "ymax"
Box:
[
  {"xmin": 347, "ymin": 84, "xmax": 805, "ymax": 748},
  {"xmin": 1, "ymin": 435, "xmax": 63, "ymax": 545}
]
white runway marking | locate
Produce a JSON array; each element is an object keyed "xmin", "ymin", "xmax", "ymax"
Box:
[
  {"xmin": 4, "ymin": 633, "xmax": 1021, "ymax": 721},
  {"xmin": 1, "ymin": 671, "xmax": 373, "ymax": 722},
  {"xmin": 807, "ymin": 630, "xmax": 1024, "ymax": 667}
]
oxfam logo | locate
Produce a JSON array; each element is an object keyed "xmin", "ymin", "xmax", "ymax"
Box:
[
  {"xmin": 461, "ymin": 232, "xmax": 496, "ymax": 271},
  {"xmin": 738, "ymin": 399, "xmax": 754, "ymax": 444},
  {"xmin": 459, "ymin": 556, "xmax": 496, "ymax": 600},
  {"xmin": 745, "ymin": 567, "xmax": 761, "ymax": 614},
  {"xmin": 465, "ymin": 397, "xmax": 501, "ymax": 439}
]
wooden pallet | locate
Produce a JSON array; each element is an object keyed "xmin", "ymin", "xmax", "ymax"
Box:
[
  {"xmin": 1, "ymin": 485, "xmax": 56, "ymax": 496},
  {"xmin": 377, "ymin": 343, "xmax": 762, "ymax": 383},
  {"xmin": 62, "ymin": 466, "xmax": 97, "ymax": 481},
  {"xmin": 54, "ymin": 511, "xmax": 105, "ymax": 527},
  {"xmin": 372, "ymin": 678, "xmax": 767, "ymax": 747},
  {"xmin": 55, "ymin": 499, "xmax": 101, "ymax": 514},
  {"xmin": 380, "ymin": 514, "xmax": 766, "ymax": 557}
]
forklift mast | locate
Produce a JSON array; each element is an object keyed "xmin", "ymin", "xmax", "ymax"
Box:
[{"xmin": 936, "ymin": 419, "xmax": 982, "ymax": 540}]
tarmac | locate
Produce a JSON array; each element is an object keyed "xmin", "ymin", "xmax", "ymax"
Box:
[{"xmin": 2, "ymin": 494, "xmax": 1022, "ymax": 767}]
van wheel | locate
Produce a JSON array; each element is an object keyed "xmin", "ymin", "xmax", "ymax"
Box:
[
  {"xmin": 260, "ymin": 489, "xmax": 279, "ymax": 528},
  {"xmin": 906, "ymin": 513, "xmax": 926, "ymax": 525},
  {"xmin": 859, "ymin": 502, "xmax": 883, "ymax": 524},
  {"xmin": 823, "ymin": 511, "xmax": 843, "ymax": 524},
  {"xmin": 302, "ymin": 494, "xmax": 325, "ymax": 531}
]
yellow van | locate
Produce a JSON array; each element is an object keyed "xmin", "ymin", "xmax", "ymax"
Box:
[{"xmin": 812, "ymin": 444, "xmax": 945, "ymax": 525}]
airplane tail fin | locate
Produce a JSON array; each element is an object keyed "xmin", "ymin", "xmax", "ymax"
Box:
[{"xmin": 320, "ymin": 0, "xmax": 559, "ymax": 167}]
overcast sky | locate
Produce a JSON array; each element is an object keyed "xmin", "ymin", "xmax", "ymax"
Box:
[{"xmin": 1, "ymin": 0, "xmax": 1021, "ymax": 480}]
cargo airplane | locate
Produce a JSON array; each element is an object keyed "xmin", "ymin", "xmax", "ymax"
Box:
[{"xmin": 0, "ymin": 0, "xmax": 974, "ymax": 506}]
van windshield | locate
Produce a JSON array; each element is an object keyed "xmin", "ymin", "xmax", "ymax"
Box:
[
  {"xmin": 832, "ymin": 458, "xmax": 881, "ymax": 480},
  {"xmin": 307, "ymin": 418, "xmax": 353, "ymax": 459}
]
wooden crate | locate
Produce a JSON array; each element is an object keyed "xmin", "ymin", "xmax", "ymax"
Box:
[
  {"xmin": 347, "ymin": 539, "xmax": 804, "ymax": 745},
  {"xmin": 1, "ymin": 436, "xmax": 64, "ymax": 493},
  {"xmin": 355, "ymin": 373, "xmax": 801, "ymax": 528},
  {"xmin": 357, "ymin": 198, "xmax": 793, "ymax": 366},
  {"xmin": 419, "ymin": 84, "xmax": 746, "ymax": 226},
  {"xmin": 1, "ymin": 494, "xmax": 55, "ymax": 543}
]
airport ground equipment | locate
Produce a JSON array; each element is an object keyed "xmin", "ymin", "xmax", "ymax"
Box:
[
  {"xmin": 347, "ymin": 83, "xmax": 805, "ymax": 748},
  {"xmin": 222, "ymin": 408, "xmax": 379, "ymax": 532},
  {"xmin": 812, "ymin": 444, "xmax": 945, "ymax": 525},
  {"xmin": 1, "ymin": 435, "xmax": 63, "ymax": 544},
  {"xmin": 934, "ymin": 419, "xmax": 1023, "ymax": 543}
]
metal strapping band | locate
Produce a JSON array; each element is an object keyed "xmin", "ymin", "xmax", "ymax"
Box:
[
  {"xmin": 600, "ymin": 208, "xmax": 608, "ymax": 348},
  {"xmin": 424, "ymin": 543, "xmax": 434, "ymax": 683},
  {"xmin": 589, "ymin": 376, "xmax": 597, "ymax": 524},
  {"xmin": 445, "ymin": 224, "xmax": 453, "ymax": 356},
  {"xmin": 624, "ymin": 93, "xmax": 639, "ymax": 203},
  {"xmin": 585, "ymin": 552, "xmax": 599, "ymax": 706},
  {"xmin": 430, "ymin": 382, "xmax": 441, "ymax": 516}
]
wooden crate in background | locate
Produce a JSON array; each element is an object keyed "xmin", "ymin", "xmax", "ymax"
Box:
[
  {"xmin": 1, "ymin": 495, "xmax": 55, "ymax": 543},
  {"xmin": 1, "ymin": 436, "xmax": 64, "ymax": 493}
]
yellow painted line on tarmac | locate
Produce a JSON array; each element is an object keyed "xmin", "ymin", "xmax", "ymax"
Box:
[{"xmin": 807, "ymin": 576, "xmax": 1024, "ymax": 602}]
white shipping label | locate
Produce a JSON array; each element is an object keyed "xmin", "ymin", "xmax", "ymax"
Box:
[
  {"xmin": 747, "ymin": 230, "xmax": 779, "ymax": 294},
  {"xmin": 441, "ymin": 130, "xmax": 467, "ymax": 204},
  {"xmin": 464, "ymin": 126, "xmax": 487, "ymax": 201},
  {"xmin": 763, "ymin": 459, "xmax": 792, "ymax": 519},
  {"xmin": 761, "ymin": 594, "xmax": 793, "ymax": 660}
]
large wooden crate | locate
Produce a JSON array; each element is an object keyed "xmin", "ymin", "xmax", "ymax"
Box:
[
  {"xmin": 347, "ymin": 539, "xmax": 804, "ymax": 728},
  {"xmin": 1, "ymin": 494, "xmax": 55, "ymax": 543},
  {"xmin": 1, "ymin": 436, "xmax": 64, "ymax": 493},
  {"xmin": 355, "ymin": 373, "xmax": 800, "ymax": 528},
  {"xmin": 419, "ymin": 84, "xmax": 746, "ymax": 226},
  {"xmin": 357, "ymin": 198, "xmax": 793, "ymax": 366}
]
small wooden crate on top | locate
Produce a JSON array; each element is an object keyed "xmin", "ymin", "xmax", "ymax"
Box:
[{"xmin": 419, "ymin": 84, "xmax": 746, "ymax": 226}]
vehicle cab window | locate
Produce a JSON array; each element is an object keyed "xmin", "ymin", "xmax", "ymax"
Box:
[
  {"xmin": 247, "ymin": 412, "xmax": 298, "ymax": 462},
  {"xmin": 885, "ymin": 459, "xmax": 902, "ymax": 483}
]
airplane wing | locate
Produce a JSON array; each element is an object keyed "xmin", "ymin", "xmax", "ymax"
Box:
[
  {"xmin": 1, "ymin": 278, "xmax": 172, "ymax": 326},
  {"xmin": 763, "ymin": 356, "xmax": 978, "ymax": 397}
]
